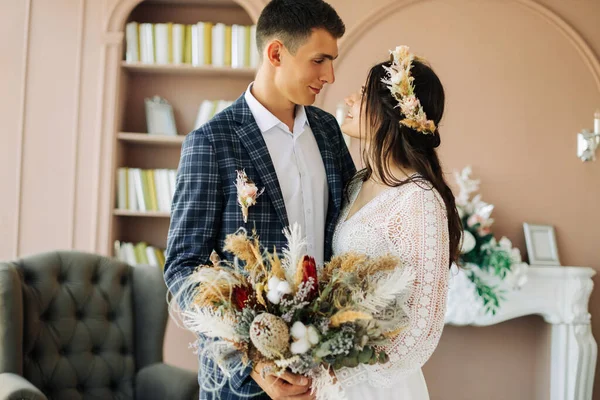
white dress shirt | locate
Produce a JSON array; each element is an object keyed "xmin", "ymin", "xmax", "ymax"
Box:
[{"xmin": 244, "ymin": 83, "xmax": 328, "ymax": 266}]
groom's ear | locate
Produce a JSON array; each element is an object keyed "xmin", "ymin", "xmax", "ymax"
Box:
[{"xmin": 266, "ymin": 40, "xmax": 284, "ymax": 67}]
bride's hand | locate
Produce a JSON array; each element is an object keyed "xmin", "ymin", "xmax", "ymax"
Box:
[{"xmin": 250, "ymin": 361, "xmax": 315, "ymax": 399}]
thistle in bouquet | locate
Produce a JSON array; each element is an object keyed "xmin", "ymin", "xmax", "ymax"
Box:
[
  {"xmin": 454, "ymin": 166, "xmax": 529, "ymax": 315},
  {"xmin": 172, "ymin": 223, "xmax": 414, "ymax": 400}
]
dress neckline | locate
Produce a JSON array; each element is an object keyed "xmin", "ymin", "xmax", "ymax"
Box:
[{"xmin": 343, "ymin": 174, "xmax": 420, "ymax": 223}]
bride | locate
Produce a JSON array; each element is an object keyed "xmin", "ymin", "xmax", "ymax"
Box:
[{"xmin": 332, "ymin": 46, "xmax": 462, "ymax": 400}]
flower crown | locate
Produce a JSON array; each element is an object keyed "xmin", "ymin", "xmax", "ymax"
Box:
[{"xmin": 381, "ymin": 45, "xmax": 436, "ymax": 135}]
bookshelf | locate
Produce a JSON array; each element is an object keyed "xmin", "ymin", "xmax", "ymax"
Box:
[{"xmin": 111, "ymin": 0, "xmax": 257, "ymax": 258}]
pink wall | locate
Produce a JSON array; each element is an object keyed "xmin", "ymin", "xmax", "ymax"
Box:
[{"xmin": 1, "ymin": 0, "xmax": 600, "ymax": 398}]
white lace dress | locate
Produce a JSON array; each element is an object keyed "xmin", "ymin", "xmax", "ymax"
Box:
[{"xmin": 332, "ymin": 178, "xmax": 450, "ymax": 400}]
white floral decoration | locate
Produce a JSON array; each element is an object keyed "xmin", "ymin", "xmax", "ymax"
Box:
[
  {"xmin": 234, "ymin": 169, "xmax": 264, "ymax": 223},
  {"xmin": 381, "ymin": 45, "xmax": 436, "ymax": 134}
]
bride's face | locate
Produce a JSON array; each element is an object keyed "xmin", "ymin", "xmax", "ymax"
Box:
[{"xmin": 341, "ymin": 87, "xmax": 367, "ymax": 139}]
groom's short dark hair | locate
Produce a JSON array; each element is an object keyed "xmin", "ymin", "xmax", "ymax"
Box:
[{"xmin": 256, "ymin": 0, "xmax": 345, "ymax": 56}]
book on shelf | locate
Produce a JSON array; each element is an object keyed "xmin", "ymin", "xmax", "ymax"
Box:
[
  {"xmin": 146, "ymin": 170, "xmax": 159, "ymax": 212},
  {"xmin": 224, "ymin": 25, "xmax": 232, "ymax": 67},
  {"xmin": 211, "ymin": 23, "xmax": 226, "ymax": 67},
  {"xmin": 114, "ymin": 240, "xmax": 166, "ymax": 269},
  {"xmin": 202, "ymin": 22, "xmax": 213, "ymax": 65},
  {"xmin": 117, "ymin": 168, "xmax": 128, "ymax": 210},
  {"xmin": 191, "ymin": 22, "xmax": 214, "ymax": 66},
  {"xmin": 125, "ymin": 21, "xmax": 258, "ymax": 68},
  {"xmin": 191, "ymin": 24, "xmax": 201, "ymax": 66},
  {"xmin": 131, "ymin": 168, "xmax": 146, "ymax": 212},
  {"xmin": 139, "ymin": 23, "xmax": 155, "ymax": 64},
  {"xmin": 172, "ymin": 24, "xmax": 185, "ymax": 64},
  {"xmin": 154, "ymin": 23, "xmax": 171, "ymax": 65},
  {"xmin": 231, "ymin": 24, "xmax": 251, "ymax": 68},
  {"xmin": 184, "ymin": 24, "xmax": 193, "ymax": 64},
  {"xmin": 125, "ymin": 22, "xmax": 140, "ymax": 63},
  {"xmin": 118, "ymin": 168, "xmax": 176, "ymax": 213},
  {"xmin": 193, "ymin": 99, "xmax": 234, "ymax": 130},
  {"xmin": 250, "ymin": 25, "xmax": 259, "ymax": 69}
]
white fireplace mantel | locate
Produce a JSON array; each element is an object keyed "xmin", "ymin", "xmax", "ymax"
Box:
[{"xmin": 445, "ymin": 266, "xmax": 597, "ymax": 400}]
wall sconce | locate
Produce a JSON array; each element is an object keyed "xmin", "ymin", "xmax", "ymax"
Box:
[{"xmin": 577, "ymin": 111, "xmax": 600, "ymax": 162}]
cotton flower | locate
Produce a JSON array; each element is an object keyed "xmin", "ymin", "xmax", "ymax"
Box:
[
  {"xmin": 266, "ymin": 276, "xmax": 292, "ymax": 305},
  {"xmin": 290, "ymin": 321, "xmax": 320, "ymax": 354}
]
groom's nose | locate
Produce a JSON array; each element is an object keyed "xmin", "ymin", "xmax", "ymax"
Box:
[{"xmin": 320, "ymin": 62, "xmax": 335, "ymax": 85}]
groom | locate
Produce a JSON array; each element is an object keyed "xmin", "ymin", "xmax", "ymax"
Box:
[{"xmin": 164, "ymin": 0, "xmax": 356, "ymax": 398}]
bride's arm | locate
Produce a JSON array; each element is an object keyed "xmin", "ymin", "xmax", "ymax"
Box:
[{"xmin": 337, "ymin": 186, "xmax": 450, "ymax": 388}]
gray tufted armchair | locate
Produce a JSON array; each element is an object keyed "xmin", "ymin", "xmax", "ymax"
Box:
[{"xmin": 0, "ymin": 251, "xmax": 199, "ymax": 400}]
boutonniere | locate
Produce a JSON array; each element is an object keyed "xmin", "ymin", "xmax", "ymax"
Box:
[{"xmin": 235, "ymin": 169, "xmax": 264, "ymax": 223}]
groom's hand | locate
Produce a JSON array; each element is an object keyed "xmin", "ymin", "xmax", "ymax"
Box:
[{"xmin": 250, "ymin": 362, "xmax": 315, "ymax": 399}]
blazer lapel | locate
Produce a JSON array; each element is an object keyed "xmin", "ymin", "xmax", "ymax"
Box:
[
  {"xmin": 306, "ymin": 108, "xmax": 341, "ymax": 211},
  {"xmin": 232, "ymin": 96, "xmax": 289, "ymax": 228}
]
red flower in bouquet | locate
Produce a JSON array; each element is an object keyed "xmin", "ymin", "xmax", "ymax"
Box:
[
  {"xmin": 232, "ymin": 285, "xmax": 251, "ymax": 311},
  {"xmin": 301, "ymin": 255, "xmax": 319, "ymax": 301}
]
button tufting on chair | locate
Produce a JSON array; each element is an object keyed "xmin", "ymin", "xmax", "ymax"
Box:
[{"xmin": 0, "ymin": 250, "xmax": 199, "ymax": 400}]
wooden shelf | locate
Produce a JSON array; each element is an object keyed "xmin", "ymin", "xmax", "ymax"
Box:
[
  {"xmin": 118, "ymin": 132, "xmax": 185, "ymax": 146},
  {"xmin": 114, "ymin": 210, "xmax": 171, "ymax": 218},
  {"xmin": 122, "ymin": 62, "xmax": 257, "ymax": 77}
]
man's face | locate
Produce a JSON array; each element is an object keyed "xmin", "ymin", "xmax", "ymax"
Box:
[{"xmin": 273, "ymin": 28, "xmax": 339, "ymax": 106}]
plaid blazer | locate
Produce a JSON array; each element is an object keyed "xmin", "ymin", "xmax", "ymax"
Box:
[{"xmin": 164, "ymin": 94, "xmax": 356, "ymax": 399}]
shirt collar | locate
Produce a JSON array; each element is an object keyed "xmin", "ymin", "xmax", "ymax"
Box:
[{"xmin": 244, "ymin": 82, "xmax": 309, "ymax": 135}]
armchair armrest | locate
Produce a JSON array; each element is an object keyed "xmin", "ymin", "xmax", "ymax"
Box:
[
  {"xmin": 136, "ymin": 363, "xmax": 198, "ymax": 400},
  {"xmin": 0, "ymin": 373, "xmax": 48, "ymax": 400}
]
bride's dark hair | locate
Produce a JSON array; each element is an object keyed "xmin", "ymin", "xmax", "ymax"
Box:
[{"xmin": 354, "ymin": 56, "xmax": 462, "ymax": 268}]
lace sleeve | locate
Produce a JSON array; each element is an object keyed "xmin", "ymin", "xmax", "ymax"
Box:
[{"xmin": 336, "ymin": 185, "xmax": 450, "ymax": 388}]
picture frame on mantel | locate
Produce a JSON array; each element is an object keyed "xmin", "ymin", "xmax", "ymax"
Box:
[{"xmin": 523, "ymin": 223, "xmax": 561, "ymax": 266}]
